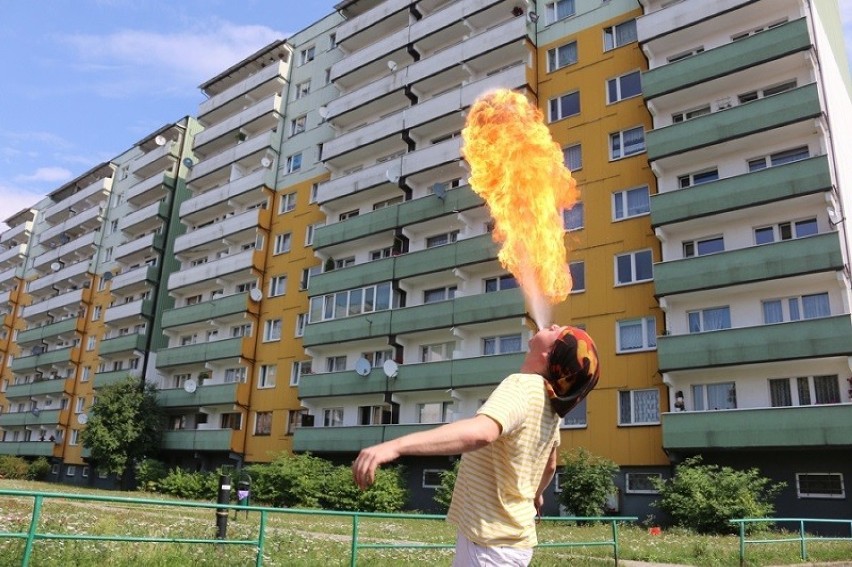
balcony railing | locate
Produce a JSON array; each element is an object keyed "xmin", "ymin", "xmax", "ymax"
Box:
[
  {"xmin": 156, "ymin": 337, "xmax": 246, "ymax": 369},
  {"xmin": 161, "ymin": 292, "xmax": 252, "ymax": 329},
  {"xmin": 98, "ymin": 334, "xmax": 147, "ymax": 357},
  {"xmin": 157, "ymin": 382, "xmax": 245, "ymax": 408},
  {"xmin": 16, "ymin": 318, "xmax": 80, "ymax": 346},
  {"xmin": 167, "ymin": 249, "xmax": 260, "ymax": 291},
  {"xmin": 0, "ymin": 441, "xmax": 57, "ymax": 457},
  {"xmin": 3, "ymin": 377, "xmax": 72, "ymax": 399},
  {"xmin": 161, "ymin": 428, "xmax": 236, "ymax": 452},
  {"xmin": 293, "ymin": 423, "xmax": 434, "ymax": 453},
  {"xmin": 0, "ymin": 409, "xmax": 64, "ymax": 427}
]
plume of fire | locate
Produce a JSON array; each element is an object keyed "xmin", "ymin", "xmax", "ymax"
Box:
[{"xmin": 461, "ymin": 89, "xmax": 579, "ymax": 329}]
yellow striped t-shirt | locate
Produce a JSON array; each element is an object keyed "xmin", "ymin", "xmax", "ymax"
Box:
[{"xmin": 446, "ymin": 373, "xmax": 560, "ymax": 548}]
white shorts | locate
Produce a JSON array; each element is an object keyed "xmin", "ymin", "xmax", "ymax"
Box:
[{"xmin": 451, "ymin": 531, "xmax": 533, "ymax": 567}]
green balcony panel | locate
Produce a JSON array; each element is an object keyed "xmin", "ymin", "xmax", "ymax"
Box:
[
  {"xmin": 299, "ymin": 369, "xmax": 389, "ymax": 398},
  {"xmin": 663, "ymin": 404, "xmax": 852, "ymax": 450},
  {"xmin": 156, "ymin": 337, "xmax": 244, "ymax": 368},
  {"xmin": 292, "ymin": 423, "xmax": 436, "ymax": 453},
  {"xmin": 390, "ymin": 301, "xmax": 455, "ymax": 335},
  {"xmin": 98, "ymin": 334, "xmax": 148, "ymax": 356},
  {"xmin": 161, "ymin": 292, "xmax": 250, "ymax": 329},
  {"xmin": 394, "ymin": 234, "xmax": 498, "ymax": 280},
  {"xmin": 642, "ymin": 19, "xmax": 810, "ymax": 99},
  {"xmin": 94, "ymin": 370, "xmax": 141, "ymax": 388},
  {"xmin": 394, "ymin": 360, "xmax": 453, "ymax": 393},
  {"xmin": 302, "ymin": 311, "xmax": 392, "ymax": 348},
  {"xmin": 658, "ymin": 315, "xmax": 852, "ymax": 372},
  {"xmin": 309, "ymin": 259, "xmax": 394, "ymax": 297},
  {"xmin": 0, "ymin": 441, "xmax": 56, "ymax": 457},
  {"xmin": 450, "ymin": 353, "xmax": 526, "ymax": 389},
  {"xmin": 157, "ymin": 383, "xmax": 240, "ymax": 408},
  {"xmin": 0, "ymin": 409, "xmax": 62, "ymax": 427},
  {"xmin": 397, "ymin": 187, "xmax": 484, "ymax": 226},
  {"xmin": 383, "ymin": 423, "xmax": 440, "ymax": 441},
  {"xmin": 654, "ymin": 233, "xmax": 842, "ymax": 297},
  {"xmin": 4, "ymin": 377, "xmax": 70, "ymax": 399},
  {"xmin": 17, "ymin": 319, "xmax": 79, "ymax": 345},
  {"xmin": 162, "ymin": 429, "xmax": 233, "ymax": 451},
  {"xmin": 650, "ymin": 156, "xmax": 831, "ymax": 227},
  {"xmin": 451, "ymin": 289, "xmax": 525, "ymax": 325},
  {"xmin": 646, "ymin": 84, "xmax": 821, "ymax": 161},
  {"xmin": 10, "ymin": 347, "xmax": 75, "ymax": 373}
]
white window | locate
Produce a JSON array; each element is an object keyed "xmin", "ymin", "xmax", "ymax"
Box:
[
  {"xmin": 362, "ymin": 349, "xmax": 393, "ymax": 368},
  {"xmin": 563, "ymin": 202, "xmax": 584, "ymax": 231},
  {"xmin": 604, "ymin": 19, "xmax": 637, "ymax": 51},
  {"xmin": 421, "ymin": 341, "xmax": 456, "ymax": 363},
  {"xmin": 683, "ymin": 236, "xmax": 724, "ymax": 258},
  {"xmin": 289, "ymin": 116, "xmax": 306, "ymax": 137},
  {"xmin": 613, "ymin": 186, "xmax": 650, "ymax": 220},
  {"xmin": 672, "ymin": 105, "xmax": 711, "ymax": 123},
  {"xmin": 426, "ymin": 231, "xmax": 458, "ymax": 248},
  {"xmin": 748, "ymin": 146, "xmax": 809, "ymax": 172},
  {"xmin": 625, "ymin": 473, "xmax": 662, "ymax": 494},
  {"xmin": 619, "ymin": 389, "xmax": 659, "ymax": 425},
  {"xmin": 549, "ymin": 91, "xmax": 580, "ymax": 122},
  {"xmin": 668, "ymin": 46, "xmax": 705, "ymax": 62},
  {"xmin": 335, "ymin": 256, "xmax": 355, "ymax": 269},
  {"xmin": 763, "ymin": 293, "xmax": 830, "ymax": 324},
  {"xmin": 547, "ymin": 40, "xmax": 578, "ymax": 72},
  {"xmin": 224, "ymin": 367, "xmax": 247, "ymax": 383},
  {"xmin": 691, "ymin": 382, "xmax": 737, "ymax": 411},
  {"xmin": 299, "ymin": 46, "xmax": 315, "ymax": 66},
  {"xmin": 687, "ymin": 306, "xmax": 731, "ymax": 333},
  {"xmin": 75, "ymin": 396, "xmax": 85, "ymax": 413},
  {"xmin": 285, "ymin": 153, "xmax": 302, "ymax": 174},
  {"xmin": 545, "ymin": 0, "xmax": 575, "ymax": 24},
  {"xmin": 569, "ymin": 261, "xmax": 585, "ymax": 292},
  {"xmin": 610, "ymin": 127, "xmax": 645, "ymax": 159},
  {"xmin": 339, "ymin": 209, "xmax": 360, "ymax": 221},
  {"xmin": 617, "ymin": 317, "xmax": 657, "ymax": 352},
  {"xmin": 615, "ymin": 250, "xmax": 653, "ymax": 285},
  {"xmin": 308, "ymin": 282, "xmax": 393, "ymax": 323},
  {"xmin": 796, "ymin": 473, "xmax": 845, "ymax": 499},
  {"xmin": 70, "ymin": 431, "xmax": 80, "ymax": 446},
  {"xmin": 678, "ymin": 168, "xmax": 719, "ymax": 188},
  {"xmin": 81, "ymin": 367, "xmax": 91, "ymax": 382},
  {"xmin": 754, "ymin": 218, "xmax": 817, "ymax": 245},
  {"xmin": 484, "ymin": 275, "xmax": 517, "ymax": 293},
  {"xmin": 323, "ymin": 407, "xmax": 344, "ymax": 427},
  {"xmin": 291, "ymin": 360, "xmax": 312, "ymax": 386},
  {"xmin": 263, "ymin": 319, "xmax": 282, "ymax": 342},
  {"xmin": 86, "ymin": 336, "xmax": 96, "ymax": 351},
  {"xmin": 274, "ymin": 233, "xmax": 292, "ymax": 255},
  {"xmin": 607, "ymin": 70, "xmax": 641, "ymax": 103},
  {"xmin": 326, "ymin": 356, "xmax": 347, "ymax": 372},
  {"xmin": 92, "ymin": 306, "xmax": 101, "ymax": 321},
  {"xmin": 254, "ymin": 412, "xmax": 272, "ymax": 435},
  {"xmin": 231, "ymin": 324, "xmax": 252, "ymax": 338},
  {"xmin": 738, "ymin": 79, "xmax": 797, "ymax": 104},
  {"xmin": 279, "ymin": 192, "xmax": 296, "ymax": 214},
  {"xmin": 424, "ymin": 285, "xmax": 456, "ymax": 304},
  {"xmin": 305, "ymin": 222, "xmax": 323, "ymax": 246},
  {"xmin": 561, "ymin": 397, "xmax": 587, "ymax": 428},
  {"xmin": 358, "ymin": 405, "xmax": 385, "ymax": 426},
  {"xmin": 300, "ymin": 265, "xmax": 321, "ymax": 290},
  {"xmin": 287, "ymin": 409, "xmax": 307, "ymax": 435},
  {"xmin": 269, "ymin": 275, "xmax": 287, "ymax": 297},
  {"xmin": 295, "ymin": 313, "xmax": 307, "ymax": 337},
  {"xmin": 82, "ymin": 466, "xmax": 89, "ymax": 478},
  {"xmin": 483, "ymin": 334, "xmax": 522, "ymax": 355},
  {"xmin": 563, "ymin": 144, "xmax": 582, "ymax": 171},
  {"xmin": 236, "ymin": 281, "xmax": 257, "ymax": 293},
  {"xmin": 423, "ymin": 469, "xmax": 446, "ymax": 489},
  {"xmin": 418, "ymin": 401, "xmax": 453, "ymax": 424},
  {"xmin": 793, "ymin": 375, "xmax": 841, "ymax": 405},
  {"xmin": 310, "ymin": 183, "xmax": 319, "ymax": 204},
  {"xmin": 258, "ymin": 365, "xmax": 277, "ymax": 388},
  {"xmin": 295, "ymin": 80, "xmax": 311, "ymax": 100},
  {"xmin": 104, "ymin": 247, "xmax": 113, "ymax": 262}
]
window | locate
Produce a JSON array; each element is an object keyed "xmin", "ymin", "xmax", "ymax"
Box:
[
  {"xmin": 423, "ymin": 469, "xmax": 446, "ymax": 489},
  {"xmin": 563, "ymin": 202, "xmax": 584, "ymax": 231},
  {"xmin": 274, "ymin": 233, "xmax": 292, "ymax": 254},
  {"xmin": 672, "ymin": 105, "xmax": 711, "ymax": 123},
  {"xmin": 483, "ymin": 334, "xmax": 522, "ymax": 355},
  {"xmin": 683, "ymin": 236, "xmax": 724, "ymax": 258},
  {"xmin": 231, "ymin": 324, "xmax": 251, "ymax": 338},
  {"xmin": 263, "ymin": 319, "xmax": 282, "ymax": 342},
  {"xmin": 335, "ymin": 257, "xmax": 355, "ymax": 269},
  {"xmin": 617, "ymin": 317, "xmax": 657, "ymax": 352},
  {"xmin": 678, "ymin": 168, "xmax": 719, "ymax": 188},
  {"xmin": 299, "ymin": 46, "xmax": 315, "ymax": 66},
  {"xmin": 754, "ymin": 218, "xmax": 818, "ymax": 245},
  {"xmin": 289, "ymin": 116, "xmax": 306, "ymax": 137},
  {"xmin": 424, "ymin": 285, "xmax": 456, "ymax": 303},
  {"xmin": 236, "ymin": 281, "xmax": 257, "ymax": 293},
  {"xmin": 291, "ymin": 360, "xmax": 312, "ymax": 386},
  {"xmin": 738, "ymin": 80, "xmax": 797, "ymax": 103},
  {"xmin": 748, "ymin": 146, "xmax": 809, "ymax": 172},
  {"xmin": 613, "ymin": 186, "xmax": 650, "ymax": 220},
  {"xmin": 269, "ymin": 275, "xmax": 287, "ymax": 297},
  {"xmin": 81, "ymin": 367, "xmax": 90, "ymax": 382},
  {"xmin": 300, "ymin": 265, "xmax": 321, "ymax": 290},
  {"xmin": 92, "ymin": 306, "xmax": 101, "ymax": 321},
  {"xmin": 295, "ymin": 313, "xmax": 307, "ymax": 337},
  {"xmin": 421, "ymin": 341, "xmax": 456, "ymax": 363},
  {"xmin": 359, "ymin": 405, "xmax": 385, "ymax": 426},
  {"xmin": 561, "ymin": 397, "xmax": 587, "ymax": 428},
  {"xmin": 66, "ymin": 464, "xmax": 77, "ymax": 475},
  {"xmin": 768, "ymin": 376, "xmax": 841, "ymax": 407},
  {"xmin": 545, "ymin": 0, "xmax": 575, "ymax": 24},
  {"xmin": 568, "ymin": 261, "xmax": 585, "ymax": 292},
  {"xmin": 619, "ymin": 389, "xmax": 659, "ymax": 425},
  {"xmin": 426, "ymin": 231, "xmax": 458, "ymax": 248},
  {"xmin": 607, "ymin": 71, "xmax": 641, "ymax": 103},
  {"xmin": 279, "ymin": 192, "xmax": 296, "ymax": 214},
  {"xmin": 484, "ymin": 275, "xmax": 518, "ymax": 293},
  {"xmin": 563, "ymin": 144, "xmax": 582, "ymax": 171},
  {"xmin": 687, "ymin": 306, "xmax": 731, "ymax": 332},
  {"xmin": 668, "ymin": 47, "xmax": 704, "ymax": 62},
  {"xmin": 328, "ymin": 32, "xmax": 337, "ymax": 49},
  {"xmin": 70, "ymin": 430, "xmax": 80, "ymax": 446},
  {"xmin": 796, "ymin": 473, "xmax": 845, "ymax": 499},
  {"xmin": 323, "ymin": 407, "xmax": 344, "ymax": 427},
  {"xmin": 549, "ymin": 91, "xmax": 580, "ymax": 122},
  {"xmin": 769, "ymin": 378, "xmax": 793, "ymax": 407},
  {"xmin": 221, "ymin": 413, "xmax": 242, "ymax": 430},
  {"xmin": 732, "ymin": 20, "xmax": 788, "ymax": 41},
  {"xmin": 547, "ymin": 41, "xmax": 578, "ymax": 72},
  {"xmin": 309, "ymin": 282, "xmax": 393, "ymax": 323},
  {"xmin": 615, "ymin": 250, "xmax": 653, "ymax": 285},
  {"xmin": 692, "ymin": 382, "xmax": 737, "ymax": 411},
  {"xmin": 87, "ymin": 336, "xmax": 96, "ymax": 351},
  {"xmin": 295, "ymin": 80, "xmax": 311, "ymax": 100},
  {"xmin": 326, "ymin": 356, "xmax": 347, "ymax": 373},
  {"xmin": 285, "ymin": 153, "xmax": 302, "ymax": 174},
  {"xmin": 418, "ymin": 402, "xmax": 453, "ymax": 424},
  {"xmin": 258, "ymin": 365, "xmax": 276, "ymax": 388},
  {"xmin": 287, "ymin": 409, "xmax": 307, "ymax": 435},
  {"xmin": 254, "ymin": 412, "xmax": 272, "ymax": 435},
  {"xmin": 604, "ymin": 19, "xmax": 637, "ymax": 51},
  {"xmin": 610, "ymin": 127, "xmax": 645, "ymax": 159},
  {"xmin": 626, "ymin": 473, "xmax": 662, "ymax": 494},
  {"xmin": 305, "ymin": 222, "xmax": 323, "ymax": 246},
  {"xmin": 224, "ymin": 367, "xmax": 246, "ymax": 383},
  {"xmin": 362, "ymin": 349, "xmax": 393, "ymax": 368},
  {"xmin": 339, "ymin": 209, "xmax": 359, "ymax": 221},
  {"xmin": 762, "ymin": 293, "xmax": 830, "ymax": 324}
]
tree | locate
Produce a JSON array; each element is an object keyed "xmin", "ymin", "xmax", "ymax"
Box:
[
  {"xmin": 557, "ymin": 447, "xmax": 618, "ymax": 519},
  {"xmin": 80, "ymin": 377, "xmax": 164, "ymax": 482},
  {"xmin": 433, "ymin": 460, "xmax": 460, "ymax": 512}
]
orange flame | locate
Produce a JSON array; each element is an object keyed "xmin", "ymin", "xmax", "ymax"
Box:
[{"xmin": 461, "ymin": 89, "xmax": 579, "ymax": 329}]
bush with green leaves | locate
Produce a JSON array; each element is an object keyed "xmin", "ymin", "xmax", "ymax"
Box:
[
  {"xmin": 433, "ymin": 460, "xmax": 460, "ymax": 512},
  {"xmin": 653, "ymin": 456, "xmax": 786, "ymax": 534},
  {"xmin": 557, "ymin": 448, "xmax": 618, "ymax": 519},
  {"xmin": 135, "ymin": 458, "xmax": 169, "ymax": 492},
  {"xmin": 156, "ymin": 467, "xmax": 219, "ymax": 500},
  {"xmin": 26, "ymin": 457, "xmax": 51, "ymax": 481},
  {"xmin": 0, "ymin": 455, "xmax": 30, "ymax": 479}
]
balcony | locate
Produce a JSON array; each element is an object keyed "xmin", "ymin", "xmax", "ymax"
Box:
[
  {"xmin": 0, "ymin": 243, "xmax": 27, "ymax": 268},
  {"xmin": 104, "ymin": 298, "xmax": 154, "ymax": 324},
  {"xmin": 187, "ymin": 130, "xmax": 281, "ymax": 185},
  {"xmin": 119, "ymin": 199, "xmax": 169, "ymax": 234},
  {"xmin": 193, "ymin": 93, "xmax": 282, "ymax": 151},
  {"xmin": 199, "ymin": 61, "xmax": 288, "ymax": 120},
  {"xmin": 646, "ymin": 84, "xmax": 821, "ymax": 161},
  {"xmin": 161, "ymin": 292, "xmax": 252, "ymax": 329},
  {"xmin": 21, "ymin": 289, "xmax": 85, "ymax": 320},
  {"xmin": 129, "ymin": 140, "xmax": 179, "ymax": 179},
  {"xmin": 157, "ymin": 382, "xmax": 245, "ymax": 408},
  {"xmin": 167, "ymin": 249, "xmax": 261, "ymax": 291},
  {"xmin": 114, "ymin": 232, "xmax": 165, "ymax": 263},
  {"xmin": 126, "ymin": 173, "xmax": 176, "ymax": 208},
  {"xmin": 110, "ymin": 265, "xmax": 159, "ymax": 294},
  {"xmin": 657, "ymin": 315, "xmax": 852, "ymax": 372},
  {"xmin": 651, "ymin": 156, "xmax": 831, "ymax": 227},
  {"xmin": 38, "ymin": 206, "xmax": 104, "ymax": 248},
  {"xmin": 293, "ymin": 423, "xmax": 434, "ymax": 453},
  {"xmin": 641, "ymin": 19, "xmax": 810, "ymax": 100},
  {"xmin": 33, "ymin": 231, "xmax": 97, "ymax": 269},
  {"xmin": 0, "ymin": 409, "xmax": 63, "ymax": 427},
  {"xmin": 16, "ymin": 318, "xmax": 81, "ymax": 346},
  {"xmin": 94, "ymin": 369, "xmax": 141, "ymax": 388},
  {"xmin": 0, "ymin": 266, "xmax": 18, "ymax": 287},
  {"xmin": 4, "ymin": 376, "xmax": 72, "ymax": 399},
  {"xmin": 662, "ymin": 404, "xmax": 852, "ymax": 450},
  {"xmin": 156, "ymin": 337, "xmax": 247, "ymax": 369},
  {"xmin": 174, "ymin": 207, "xmax": 270, "ymax": 256},
  {"xmin": 0, "ymin": 220, "xmax": 32, "ymax": 245},
  {"xmin": 28, "ymin": 260, "xmax": 90, "ymax": 296},
  {"xmin": 161, "ymin": 428, "xmax": 235, "ymax": 452},
  {"xmin": 335, "ymin": 0, "xmax": 409, "ymax": 47},
  {"xmin": 42, "ymin": 178, "xmax": 111, "ymax": 223},
  {"xmin": 0, "ymin": 441, "xmax": 57, "ymax": 457},
  {"xmin": 653, "ymin": 233, "xmax": 843, "ymax": 297},
  {"xmin": 179, "ymin": 168, "xmax": 273, "ymax": 221},
  {"xmin": 98, "ymin": 334, "xmax": 147, "ymax": 357},
  {"xmin": 303, "ymin": 311, "xmax": 392, "ymax": 347}
]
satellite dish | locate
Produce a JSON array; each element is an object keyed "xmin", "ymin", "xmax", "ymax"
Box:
[
  {"xmin": 385, "ymin": 169, "xmax": 400, "ymax": 184},
  {"xmin": 260, "ymin": 157, "xmax": 272, "ymax": 168},
  {"xmin": 77, "ymin": 413, "xmax": 88, "ymax": 425},
  {"xmin": 184, "ymin": 379, "xmax": 198, "ymax": 393},
  {"xmin": 183, "ymin": 157, "xmax": 195, "ymax": 169},
  {"xmin": 249, "ymin": 288, "xmax": 263, "ymax": 302},
  {"xmin": 318, "ymin": 106, "xmax": 329, "ymax": 118},
  {"xmin": 50, "ymin": 262, "xmax": 62, "ymax": 272},
  {"xmin": 59, "ymin": 234, "xmax": 70, "ymax": 244},
  {"xmin": 387, "ymin": 60, "xmax": 398, "ymax": 72},
  {"xmin": 154, "ymin": 135, "xmax": 167, "ymax": 146},
  {"xmin": 103, "ymin": 271, "xmax": 113, "ymax": 281},
  {"xmin": 355, "ymin": 357, "xmax": 371, "ymax": 377},
  {"xmin": 32, "ymin": 407, "xmax": 41, "ymax": 417},
  {"xmin": 31, "ymin": 346, "xmax": 44, "ymax": 355},
  {"xmin": 432, "ymin": 183, "xmax": 447, "ymax": 200},
  {"xmin": 382, "ymin": 359, "xmax": 399, "ymax": 379}
]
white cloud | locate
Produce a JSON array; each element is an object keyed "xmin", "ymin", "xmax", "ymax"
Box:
[
  {"xmin": 0, "ymin": 183, "xmax": 46, "ymax": 230},
  {"xmin": 14, "ymin": 167, "xmax": 73, "ymax": 184}
]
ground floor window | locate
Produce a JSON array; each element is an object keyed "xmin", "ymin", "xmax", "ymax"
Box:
[{"xmin": 796, "ymin": 473, "xmax": 845, "ymax": 499}]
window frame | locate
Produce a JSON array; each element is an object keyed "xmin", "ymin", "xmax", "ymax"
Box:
[
  {"xmin": 547, "ymin": 40, "xmax": 578, "ymax": 72},
  {"xmin": 612, "ymin": 185, "xmax": 650, "ymax": 221},
  {"xmin": 618, "ymin": 388, "xmax": 660, "ymax": 426},
  {"xmin": 607, "ymin": 70, "xmax": 642, "ymax": 104},
  {"xmin": 616, "ymin": 317, "xmax": 657, "ymax": 353},
  {"xmin": 609, "ymin": 126, "xmax": 645, "ymax": 160},
  {"xmin": 549, "ymin": 91, "xmax": 581, "ymax": 122},
  {"xmin": 796, "ymin": 473, "xmax": 845, "ymax": 499},
  {"xmin": 614, "ymin": 249, "xmax": 653, "ymax": 286}
]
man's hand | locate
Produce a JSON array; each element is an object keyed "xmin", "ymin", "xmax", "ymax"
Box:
[
  {"xmin": 535, "ymin": 493, "xmax": 544, "ymax": 519},
  {"xmin": 352, "ymin": 441, "xmax": 400, "ymax": 490}
]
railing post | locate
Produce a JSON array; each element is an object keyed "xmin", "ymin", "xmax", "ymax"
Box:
[
  {"xmin": 738, "ymin": 521, "xmax": 745, "ymax": 567},
  {"xmin": 612, "ymin": 519, "xmax": 620, "ymax": 566},
  {"xmin": 216, "ymin": 474, "xmax": 231, "ymax": 540},
  {"xmin": 21, "ymin": 494, "xmax": 43, "ymax": 567},
  {"xmin": 799, "ymin": 520, "xmax": 807, "ymax": 560},
  {"xmin": 255, "ymin": 510, "xmax": 267, "ymax": 567},
  {"xmin": 350, "ymin": 513, "xmax": 360, "ymax": 567}
]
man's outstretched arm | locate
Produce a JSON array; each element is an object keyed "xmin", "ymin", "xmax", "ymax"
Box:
[{"xmin": 352, "ymin": 414, "xmax": 501, "ymax": 489}]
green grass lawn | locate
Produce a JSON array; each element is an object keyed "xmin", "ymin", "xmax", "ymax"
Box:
[{"xmin": 1, "ymin": 480, "xmax": 850, "ymax": 566}]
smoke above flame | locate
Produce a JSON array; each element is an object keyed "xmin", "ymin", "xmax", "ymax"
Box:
[{"xmin": 461, "ymin": 89, "xmax": 579, "ymax": 329}]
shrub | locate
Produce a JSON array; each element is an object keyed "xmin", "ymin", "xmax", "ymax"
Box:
[
  {"xmin": 156, "ymin": 468, "xmax": 218, "ymax": 500},
  {"xmin": 433, "ymin": 460, "xmax": 460, "ymax": 512},
  {"xmin": 26, "ymin": 457, "xmax": 51, "ymax": 481},
  {"xmin": 353, "ymin": 467, "xmax": 407, "ymax": 513},
  {"xmin": 0, "ymin": 455, "xmax": 30, "ymax": 479},
  {"xmin": 135, "ymin": 458, "xmax": 169, "ymax": 492},
  {"xmin": 247, "ymin": 453, "xmax": 333, "ymax": 508},
  {"xmin": 557, "ymin": 448, "xmax": 618, "ymax": 519},
  {"xmin": 653, "ymin": 456, "xmax": 786, "ymax": 534}
]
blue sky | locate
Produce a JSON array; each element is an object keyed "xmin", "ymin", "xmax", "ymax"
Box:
[{"xmin": 1, "ymin": 1, "xmax": 851, "ymax": 230}]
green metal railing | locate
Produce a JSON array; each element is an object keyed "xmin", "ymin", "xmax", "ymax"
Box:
[
  {"xmin": 0, "ymin": 488, "xmax": 636, "ymax": 566},
  {"xmin": 731, "ymin": 517, "xmax": 852, "ymax": 565}
]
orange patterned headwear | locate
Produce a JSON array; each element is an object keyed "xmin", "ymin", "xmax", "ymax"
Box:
[{"xmin": 545, "ymin": 327, "xmax": 600, "ymax": 417}]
